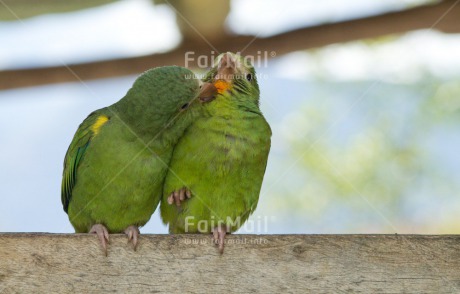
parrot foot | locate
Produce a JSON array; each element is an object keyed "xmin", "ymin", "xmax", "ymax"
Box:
[
  {"xmin": 124, "ymin": 225, "xmax": 140, "ymax": 251},
  {"xmin": 212, "ymin": 225, "xmax": 227, "ymax": 254},
  {"xmin": 89, "ymin": 224, "xmax": 109, "ymax": 256},
  {"xmin": 167, "ymin": 187, "xmax": 192, "ymax": 206}
]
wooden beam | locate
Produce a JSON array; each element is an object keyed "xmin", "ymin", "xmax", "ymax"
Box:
[
  {"xmin": 1, "ymin": 0, "xmax": 459, "ymax": 90},
  {"xmin": 1, "ymin": 234, "xmax": 459, "ymax": 293}
]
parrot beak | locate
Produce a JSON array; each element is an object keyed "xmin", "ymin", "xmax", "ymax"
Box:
[
  {"xmin": 215, "ymin": 52, "xmax": 237, "ymax": 84},
  {"xmin": 198, "ymin": 82, "xmax": 217, "ymax": 103},
  {"xmin": 211, "ymin": 52, "xmax": 237, "ymax": 94}
]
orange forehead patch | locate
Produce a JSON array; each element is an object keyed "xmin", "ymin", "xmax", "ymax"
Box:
[{"xmin": 213, "ymin": 79, "xmax": 231, "ymax": 94}]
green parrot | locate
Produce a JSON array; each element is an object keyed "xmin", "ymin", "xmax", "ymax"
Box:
[
  {"xmin": 61, "ymin": 66, "xmax": 217, "ymax": 254},
  {"xmin": 160, "ymin": 52, "xmax": 272, "ymax": 253}
]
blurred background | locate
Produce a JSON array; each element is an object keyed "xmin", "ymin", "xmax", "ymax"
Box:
[{"xmin": 0, "ymin": 0, "xmax": 459, "ymax": 234}]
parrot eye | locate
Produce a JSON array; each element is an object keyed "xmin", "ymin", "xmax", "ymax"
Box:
[
  {"xmin": 246, "ymin": 74, "xmax": 252, "ymax": 81},
  {"xmin": 180, "ymin": 103, "xmax": 189, "ymax": 110}
]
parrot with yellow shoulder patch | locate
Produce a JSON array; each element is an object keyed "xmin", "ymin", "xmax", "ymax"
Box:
[{"xmin": 61, "ymin": 66, "xmax": 217, "ymax": 255}]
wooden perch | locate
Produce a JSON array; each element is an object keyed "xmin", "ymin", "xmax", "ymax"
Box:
[
  {"xmin": 0, "ymin": 234, "xmax": 459, "ymax": 293},
  {"xmin": 0, "ymin": 0, "xmax": 459, "ymax": 90}
]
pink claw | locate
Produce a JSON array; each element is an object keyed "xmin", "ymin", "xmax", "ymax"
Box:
[
  {"xmin": 124, "ymin": 225, "xmax": 140, "ymax": 251},
  {"xmin": 212, "ymin": 225, "xmax": 227, "ymax": 254},
  {"xmin": 89, "ymin": 224, "xmax": 110, "ymax": 256},
  {"xmin": 167, "ymin": 188, "xmax": 192, "ymax": 206}
]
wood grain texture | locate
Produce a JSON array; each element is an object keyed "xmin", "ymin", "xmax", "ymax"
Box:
[
  {"xmin": 1, "ymin": 0, "xmax": 459, "ymax": 90},
  {"xmin": 0, "ymin": 234, "xmax": 459, "ymax": 293}
]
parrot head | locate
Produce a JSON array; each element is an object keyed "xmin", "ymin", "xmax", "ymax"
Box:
[
  {"xmin": 112, "ymin": 66, "xmax": 217, "ymax": 139},
  {"xmin": 129, "ymin": 66, "xmax": 216, "ymax": 114},
  {"xmin": 203, "ymin": 52, "xmax": 260, "ymax": 111}
]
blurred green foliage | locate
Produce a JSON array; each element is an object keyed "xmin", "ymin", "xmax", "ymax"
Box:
[{"xmin": 271, "ymin": 75, "xmax": 460, "ymax": 232}]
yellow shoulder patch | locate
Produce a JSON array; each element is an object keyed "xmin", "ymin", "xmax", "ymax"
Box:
[{"xmin": 91, "ymin": 115, "xmax": 109, "ymax": 135}]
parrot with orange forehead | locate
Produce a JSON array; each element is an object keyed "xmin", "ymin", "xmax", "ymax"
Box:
[{"xmin": 160, "ymin": 52, "xmax": 272, "ymax": 253}]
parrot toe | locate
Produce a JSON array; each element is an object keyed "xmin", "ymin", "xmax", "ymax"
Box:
[
  {"xmin": 212, "ymin": 225, "xmax": 227, "ymax": 254},
  {"xmin": 179, "ymin": 189, "xmax": 185, "ymax": 201},
  {"xmin": 89, "ymin": 224, "xmax": 110, "ymax": 256},
  {"xmin": 124, "ymin": 225, "xmax": 140, "ymax": 251},
  {"xmin": 167, "ymin": 188, "xmax": 192, "ymax": 206}
]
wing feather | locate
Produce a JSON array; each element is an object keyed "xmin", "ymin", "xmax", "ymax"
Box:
[{"xmin": 61, "ymin": 111, "xmax": 109, "ymax": 213}]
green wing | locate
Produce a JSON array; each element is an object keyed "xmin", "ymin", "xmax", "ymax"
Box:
[{"xmin": 61, "ymin": 110, "xmax": 109, "ymax": 213}]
